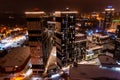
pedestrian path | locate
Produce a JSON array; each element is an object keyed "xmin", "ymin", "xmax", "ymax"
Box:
[{"xmin": 43, "ymin": 46, "xmax": 56, "ymax": 76}]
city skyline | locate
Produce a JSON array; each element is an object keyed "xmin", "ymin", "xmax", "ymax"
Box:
[
  {"xmin": 0, "ymin": 6, "xmax": 120, "ymax": 79},
  {"xmin": 0, "ymin": 0, "xmax": 120, "ymax": 13}
]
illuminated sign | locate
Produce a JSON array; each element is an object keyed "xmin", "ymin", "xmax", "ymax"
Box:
[
  {"xmin": 105, "ymin": 8, "xmax": 115, "ymax": 11},
  {"xmin": 112, "ymin": 20, "xmax": 120, "ymax": 22},
  {"xmin": 25, "ymin": 11, "xmax": 45, "ymax": 14}
]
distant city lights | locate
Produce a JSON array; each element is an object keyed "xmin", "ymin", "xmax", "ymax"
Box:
[{"xmin": 55, "ymin": 11, "xmax": 78, "ymax": 14}]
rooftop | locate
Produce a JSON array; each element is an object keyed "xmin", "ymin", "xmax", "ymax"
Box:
[
  {"xmin": 75, "ymin": 33, "xmax": 86, "ymax": 37},
  {"xmin": 0, "ymin": 47, "xmax": 30, "ymax": 73},
  {"xmin": 70, "ymin": 64, "xmax": 120, "ymax": 80},
  {"xmin": 93, "ymin": 33, "xmax": 109, "ymax": 39}
]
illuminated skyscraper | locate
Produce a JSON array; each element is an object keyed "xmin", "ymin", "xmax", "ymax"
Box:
[
  {"xmin": 54, "ymin": 11, "xmax": 78, "ymax": 67},
  {"xmin": 114, "ymin": 39, "xmax": 120, "ymax": 62},
  {"xmin": 116, "ymin": 25, "xmax": 120, "ymax": 38},
  {"xmin": 115, "ymin": 25, "xmax": 120, "ymax": 62},
  {"xmin": 104, "ymin": 6, "xmax": 115, "ymax": 30}
]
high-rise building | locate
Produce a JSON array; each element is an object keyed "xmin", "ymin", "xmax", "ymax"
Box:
[
  {"xmin": 116, "ymin": 25, "xmax": 120, "ymax": 38},
  {"xmin": 54, "ymin": 11, "xmax": 78, "ymax": 67},
  {"xmin": 114, "ymin": 39, "xmax": 120, "ymax": 62},
  {"xmin": 74, "ymin": 33, "xmax": 87, "ymax": 62},
  {"xmin": 25, "ymin": 11, "xmax": 52, "ymax": 74},
  {"xmin": 114, "ymin": 25, "xmax": 120, "ymax": 62},
  {"xmin": 104, "ymin": 6, "xmax": 115, "ymax": 30}
]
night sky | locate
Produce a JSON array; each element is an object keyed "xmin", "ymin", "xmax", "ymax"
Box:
[{"xmin": 0, "ymin": 0, "xmax": 120, "ymax": 13}]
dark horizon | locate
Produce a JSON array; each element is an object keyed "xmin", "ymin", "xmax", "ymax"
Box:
[{"xmin": 0, "ymin": 0, "xmax": 120, "ymax": 13}]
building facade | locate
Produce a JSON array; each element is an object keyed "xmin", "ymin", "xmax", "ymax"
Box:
[
  {"xmin": 74, "ymin": 33, "xmax": 87, "ymax": 62},
  {"xmin": 54, "ymin": 11, "xmax": 78, "ymax": 67},
  {"xmin": 116, "ymin": 25, "xmax": 120, "ymax": 38},
  {"xmin": 104, "ymin": 6, "xmax": 115, "ymax": 30},
  {"xmin": 25, "ymin": 11, "xmax": 52, "ymax": 74},
  {"xmin": 114, "ymin": 39, "xmax": 120, "ymax": 62}
]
